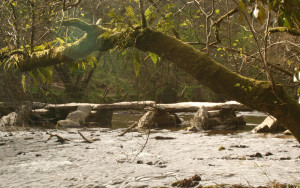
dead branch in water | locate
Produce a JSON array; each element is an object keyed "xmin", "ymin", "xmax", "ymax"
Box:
[
  {"xmin": 78, "ymin": 131, "xmax": 93, "ymax": 143},
  {"xmin": 133, "ymin": 128, "xmax": 151, "ymax": 162},
  {"xmin": 118, "ymin": 122, "xmax": 138, "ymax": 136},
  {"xmin": 46, "ymin": 132, "xmax": 70, "ymax": 143}
]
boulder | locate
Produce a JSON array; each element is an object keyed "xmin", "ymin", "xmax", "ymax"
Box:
[
  {"xmin": 57, "ymin": 105, "xmax": 92, "ymax": 128},
  {"xmin": 0, "ymin": 112, "xmax": 18, "ymax": 126},
  {"xmin": 137, "ymin": 111, "xmax": 157, "ymax": 129},
  {"xmin": 283, "ymin": 130, "xmax": 292, "ymax": 135},
  {"xmin": 137, "ymin": 109, "xmax": 179, "ymax": 129},
  {"xmin": 87, "ymin": 110, "xmax": 113, "ymax": 127},
  {"xmin": 252, "ymin": 116, "xmax": 286, "ymax": 133},
  {"xmin": 188, "ymin": 106, "xmax": 210, "ymax": 131},
  {"xmin": 188, "ymin": 107, "xmax": 246, "ymax": 131}
]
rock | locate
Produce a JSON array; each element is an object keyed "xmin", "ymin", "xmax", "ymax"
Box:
[
  {"xmin": 188, "ymin": 106, "xmax": 210, "ymax": 131},
  {"xmin": 57, "ymin": 105, "xmax": 92, "ymax": 128},
  {"xmin": 17, "ymin": 151, "xmax": 26, "ymax": 155},
  {"xmin": 0, "ymin": 112, "xmax": 18, "ymax": 126},
  {"xmin": 280, "ymin": 157, "xmax": 291, "ymax": 160},
  {"xmin": 230, "ymin": 145, "xmax": 249, "ymax": 148},
  {"xmin": 249, "ymin": 152, "xmax": 263, "ymax": 158},
  {"xmin": 265, "ymin": 152, "xmax": 273, "ymax": 156},
  {"xmin": 188, "ymin": 107, "xmax": 246, "ymax": 131},
  {"xmin": 146, "ymin": 161, "xmax": 153, "ymax": 165},
  {"xmin": 252, "ymin": 116, "xmax": 286, "ymax": 133},
  {"xmin": 171, "ymin": 174, "xmax": 201, "ymax": 187},
  {"xmin": 87, "ymin": 110, "xmax": 113, "ymax": 127},
  {"xmin": 16, "ymin": 104, "xmax": 32, "ymax": 125},
  {"xmin": 137, "ymin": 109, "xmax": 179, "ymax": 129},
  {"xmin": 154, "ymin": 111, "xmax": 178, "ymax": 127},
  {"xmin": 153, "ymin": 136, "xmax": 176, "ymax": 140},
  {"xmin": 137, "ymin": 111, "xmax": 156, "ymax": 129},
  {"xmin": 57, "ymin": 119, "xmax": 81, "ymax": 127},
  {"xmin": 283, "ymin": 130, "xmax": 292, "ymax": 135}
]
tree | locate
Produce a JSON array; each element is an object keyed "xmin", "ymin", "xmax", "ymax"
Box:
[{"xmin": 1, "ymin": 0, "xmax": 300, "ymax": 142}]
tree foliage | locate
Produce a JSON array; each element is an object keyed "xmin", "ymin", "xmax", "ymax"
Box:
[{"xmin": 0, "ymin": 0, "xmax": 300, "ymax": 141}]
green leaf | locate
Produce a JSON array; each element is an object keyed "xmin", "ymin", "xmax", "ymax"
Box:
[
  {"xmin": 297, "ymin": 87, "xmax": 300, "ymax": 95},
  {"xmin": 125, "ymin": 6, "xmax": 135, "ymax": 18},
  {"xmin": 56, "ymin": 38, "xmax": 65, "ymax": 46},
  {"xmin": 283, "ymin": 15, "xmax": 293, "ymax": 29},
  {"xmin": 215, "ymin": 9, "xmax": 220, "ymax": 14},
  {"xmin": 133, "ymin": 50, "xmax": 141, "ymax": 76},
  {"xmin": 278, "ymin": 11, "xmax": 285, "ymax": 26},
  {"xmin": 22, "ymin": 74, "xmax": 26, "ymax": 92},
  {"xmin": 148, "ymin": 52, "xmax": 160, "ymax": 66},
  {"xmin": 234, "ymin": 83, "xmax": 241, "ymax": 87},
  {"xmin": 29, "ymin": 70, "xmax": 39, "ymax": 85},
  {"xmin": 37, "ymin": 67, "xmax": 53, "ymax": 84}
]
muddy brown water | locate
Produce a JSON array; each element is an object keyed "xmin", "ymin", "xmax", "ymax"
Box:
[{"xmin": 0, "ymin": 112, "xmax": 300, "ymax": 188}]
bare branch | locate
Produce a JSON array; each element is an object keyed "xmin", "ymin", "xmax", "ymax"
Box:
[
  {"xmin": 139, "ymin": 0, "xmax": 147, "ymax": 28},
  {"xmin": 63, "ymin": 0, "xmax": 83, "ymax": 11},
  {"xmin": 269, "ymin": 27, "xmax": 300, "ymax": 36},
  {"xmin": 62, "ymin": 19, "xmax": 94, "ymax": 33},
  {"xmin": 78, "ymin": 131, "xmax": 93, "ymax": 143}
]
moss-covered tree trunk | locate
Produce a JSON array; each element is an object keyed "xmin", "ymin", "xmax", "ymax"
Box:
[
  {"xmin": 134, "ymin": 29, "xmax": 300, "ymax": 143},
  {"xmin": 13, "ymin": 19, "xmax": 300, "ymax": 142}
]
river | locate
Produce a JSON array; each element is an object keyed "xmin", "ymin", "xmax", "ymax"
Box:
[{"xmin": 0, "ymin": 112, "xmax": 299, "ymax": 187}]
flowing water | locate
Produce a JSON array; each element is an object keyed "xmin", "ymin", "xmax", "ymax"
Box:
[{"xmin": 0, "ymin": 111, "xmax": 299, "ymax": 188}]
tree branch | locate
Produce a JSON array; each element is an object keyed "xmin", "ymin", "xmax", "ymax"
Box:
[
  {"xmin": 63, "ymin": 0, "xmax": 83, "ymax": 11},
  {"xmin": 212, "ymin": 6, "xmax": 238, "ymax": 44},
  {"xmin": 62, "ymin": 19, "xmax": 94, "ymax": 33},
  {"xmin": 269, "ymin": 27, "xmax": 300, "ymax": 36},
  {"xmin": 139, "ymin": 0, "xmax": 147, "ymax": 28}
]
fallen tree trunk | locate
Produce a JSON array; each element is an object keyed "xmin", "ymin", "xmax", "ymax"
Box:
[
  {"xmin": 37, "ymin": 101, "xmax": 247, "ymax": 112},
  {"xmin": 43, "ymin": 101, "xmax": 156, "ymax": 111},
  {"xmin": 5, "ymin": 19, "xmax": 300, "ymax": 142},
  {"xmin": 156, "ymin": 101, "xmax": 250, "ymax": 112},
  {"xmin": 133, "ymin": 28, "xmax": 300, "ymax": 143}
]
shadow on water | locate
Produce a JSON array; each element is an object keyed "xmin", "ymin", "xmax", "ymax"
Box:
[
  {"xmin": 111, "ymin": 111, "xmax": 267, "ymax": 134},
  {"xmin": 22, "ymin": 110, "xmax": 267, "ymax": 133}
]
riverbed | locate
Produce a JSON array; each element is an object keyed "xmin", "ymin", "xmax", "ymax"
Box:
[{"xmin": 0, "ymin": 113, "xmax": 300, "ymax": 188}]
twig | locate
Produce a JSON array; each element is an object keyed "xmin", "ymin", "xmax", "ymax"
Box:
[
  {"xmin": 133, "ymin": 128, "xmax": 151, "ymax": 161},
  {"xmin": 194, "ymin": 0, "xmax": 215, "ymax": 54},
  {"xmin": 139, "ymin": 0, "xmax": 147, "ymax": 28},
  {"xmin": 63, "ymin": 0, "xmax": 82, "ymax": 11},
  {"xmin": 254, "ymin": 162, "xmax": 272, "ymax": 182},
  {"xmin": 269, "ymin": 27, "xmax": 300, "ymax": 36},
  {"xmin": 78, "ymin": 131, "xmax": 93, "ymax": 143},
  {"xmin": 118, "ymin": 122, "xmax": 138, "ymax": 136},
  {"xmin": 46, "ymin": 132, "xmax": 70, "ymax": 143}
]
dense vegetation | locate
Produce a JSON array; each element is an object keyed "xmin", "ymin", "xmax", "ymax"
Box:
[{"xmin": 0, "ymin": 0, "xmax": 300, "ymax": 140}]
